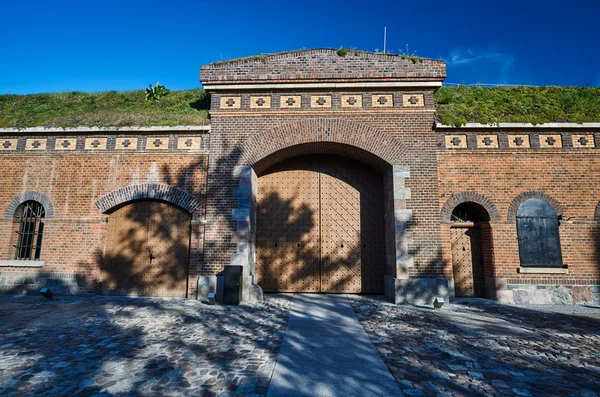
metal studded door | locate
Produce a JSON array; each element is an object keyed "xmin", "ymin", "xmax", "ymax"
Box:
[
  {"xmin": 256, "ymin": 157, "xmax": 321, "ymax": 292},
  {"xmin": 256, "ymin": 154, "xmax": 385, "ymax": 293},
  {"xmin": 103, "ymin": 200, "xmax": 191, "ymax": 297},
  {"xmin": 320, "ymin": 156, "xmax": 385, "ymax": 293},
  {"xmin": 451, "ymin": 227, "xmax": 485, "ymax": 297}
]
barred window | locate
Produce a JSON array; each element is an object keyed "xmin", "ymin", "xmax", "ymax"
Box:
[
  {"xmin": 516, "ymin": 198, "xmax": 562, "ymax": 267},
  {"xmin": 13, "ymin": 200, "xmax": 45, "ymax": 260}
]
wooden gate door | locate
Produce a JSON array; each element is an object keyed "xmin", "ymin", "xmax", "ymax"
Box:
[
  {"xmin": 103, "ymin": 201, "xmax": 191, "ymax": 297},
  {"xmin": 256, "ymin": 157, "xmax": 321, "ymax": 292},
  {"xmin": 451, "ymin": 227, "xmax": 485, "ymax": 297},
  {"xmin": 320, "ymin": 156, "xmax": 385, "ymax": 293},
  {"xmin": 256, "ymin": 155, "xmax": 385, "ymax": 293},
  {"xmin": 145, "ymin": 201, "xmax": 191, "ymax": 297}
]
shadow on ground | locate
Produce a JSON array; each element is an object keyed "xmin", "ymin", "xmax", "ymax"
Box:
[
  {"xmin": 351, "ymin": 295, "xmax": 600, "ymax": 397},
  {"xmin": 0, "ymin": 294, "xmax": 292, "ymax": 396}
]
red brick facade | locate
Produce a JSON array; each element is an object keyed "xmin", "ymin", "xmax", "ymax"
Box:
[{"xmin": 0, "ymin": 49, "xmax": 598, "ymax": 304}]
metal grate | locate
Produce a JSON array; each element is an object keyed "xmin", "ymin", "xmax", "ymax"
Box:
[{"xmin": 14, "ymin": 201, "xmax": 45, "ymax": 260}]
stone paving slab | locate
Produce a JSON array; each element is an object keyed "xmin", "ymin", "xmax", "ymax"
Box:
[
  {"xmin": 266, "ymin": 376, "xmax": 404, "ymax": 397},
  {"xmin": 267, "ymin": 293, "xmax": 401, "ymax": 397},
  {"xmin": 0, "ymin": 294, "xmax": 293, "ymax": 396},
  {"xmin": 350, "ymin": 295, "xmax": 600, "ymax": 397}
]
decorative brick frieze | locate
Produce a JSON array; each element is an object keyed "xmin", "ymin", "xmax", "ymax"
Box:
[
  {"xmin": 219, "ymin": 96, "xmax": 241, "ymax": 109},
  {"xmin": 402, "ymin": 94, "xmax": 424, "ymax": 107},
  {"xmin": 572, "ymin": 134, "xmax": 595, "ymax": 148},
  {"xmin": 1, "ymin": 139, "xmax": 18, "ymax": 151},
  {"xmin": 310, "ymin": 95, "xmax": 332, "ymax": 108},
  {"xmin": 372, "ymin": 94, "xmax": 393, "ymax": 107},
  {"xmin": 341, "ymin": 95, "xmax": 362, "ymax": 108},
  {"xmin": 115, "ymin": 137, "xmax": 138, "ymax": 150},
  {"xmin": 250, "ymin": 96, "xmax": 271, "ymax": 109},
  {"xmin": 0, "ymin": 134, "xmax": 208, "ymax": 154},
  {"xmin": 539, "ymin": 134, "xmax": 562, "ymax": 148},
  {"xmin": 476, "ymin": 135, "xmax": 498, "ymax": 148},
  {"xmin": 279, "ymin": 95, "xmax": 302, "ymax": 108},
  {"xmin": 507, "ymin": 134, "xmax": 530, "ymax": 148},
  {"xmin": 25, "ymin": 138, "xmax": 47, "ymax": 151},
  {"xmin": 177, "ymin": 136, "xmax": 202, "ymax": 150},
  {"xmin": 56, "ymin": 138, "xmax": 78, "ymax": 150},
  {"xmin": 445, "ymin": 135, "xmax": 467, "ymax": 149},
  {"xmin": 146, "ymin": 137, "xmax": 169, "ymax": 150},
  {"xmin": 84, "ymin": 137, "xmax": 107, "ymax": 150}
]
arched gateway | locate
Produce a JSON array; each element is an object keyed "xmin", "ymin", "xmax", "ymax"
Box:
[{"xmin": 200, "ymin": 49, "xmax": 451, "ymax": 304}]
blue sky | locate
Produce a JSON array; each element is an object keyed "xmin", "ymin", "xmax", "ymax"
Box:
[{"xmin": 1, "ymin": 0, "xmax": 598, "ymax": 94}]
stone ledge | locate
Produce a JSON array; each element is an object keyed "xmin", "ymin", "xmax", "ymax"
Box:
[
  {"xmin": 0, "ymin": 260, "xmax": 44, "ymax": 267},
  {"xmin": 517, "ymin": 267, "xmax": 568, "ymax": 274}
]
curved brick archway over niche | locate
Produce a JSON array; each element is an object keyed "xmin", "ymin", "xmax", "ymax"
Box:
[
  {"xmin": 595, "ymin": 202, "xmax": 600, "ymax": 219},
  {"xmin": 238, "ymin": 118, "xmax": 407, "ymax": 174},
  {"xmin": 440, "ymin": 191, "xmax": 500, "ymax": 223},
  {"xmin": 6, "ymin": 191, "xmax": 55, "ymax": 218},
  {"xmin": 507, "ymin": 191, "xmax": 563, "ymax": 220},
  {"xmin": 94, "ymin": 184, "xmax": 201, "ymax": 214}
]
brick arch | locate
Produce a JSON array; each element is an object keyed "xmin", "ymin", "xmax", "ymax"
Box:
[
  {"xmin": 595, "ymin": 202, "xmax": 600, "ymax": 219},
  {"xmin": 6, "ymin": 191, "xmax": 55, "ymax": 218},
  {"xmin": 94, "ymin": 184, "xmax": 201, "ymax": 214},
  {"xmin": 238, "ymin": 118, "xmax": 407, "ymax": 173},
  {"xmin": 440, "ymin": 191, "xmax": 500, "ymax": 223},
  {"xmin": 507, "ymin": 191, "xmax": 563, "ymax": 220}
]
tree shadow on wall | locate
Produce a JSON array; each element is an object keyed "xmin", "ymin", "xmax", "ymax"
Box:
[
  {"xmin": 255, "ymin": 153, "xmax": 387, "ymax": 294},
  {"xmin": 98, "ymin": 200, "xmax": 192, "ymax": 297}
]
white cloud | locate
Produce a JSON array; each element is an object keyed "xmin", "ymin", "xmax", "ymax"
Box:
[
  {"xmin": 446, "ymin": 47, "xmax": 514, "ymax": 67},
  {"xmin": 442, "ymin": 47, "xmax": 516, "ymax": 84}
]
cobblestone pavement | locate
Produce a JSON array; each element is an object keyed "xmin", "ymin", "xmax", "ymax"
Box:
[
  {"xmin": 349, "ymin": 296, "xmax": 600, "ymax": 397},
  {"xmin": 0, "ymin": 294, "xmax": 292, "ymax": 397}
]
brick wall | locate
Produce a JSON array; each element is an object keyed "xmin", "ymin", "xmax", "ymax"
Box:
[
  {"xmin": 0, "ymin": 135, "xmax": 208, "ymax": 297},
  {"xmin": 204, "ymin": 107, "xmax": 444, "ymax": 279},
  {"xmin": 200, "ymin": 49, "xmax": 446, "ymax": 84},
  {"xmin": 437, "ymin": 138, "xmax": 600, "ymax": 303}
]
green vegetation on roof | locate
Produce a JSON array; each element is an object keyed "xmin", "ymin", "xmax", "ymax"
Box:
[
  {"xmin": 0, "ymin": 89, "xmax": 209, "ymax": 129},
  {"xmin": 1, "ymin": 85, "xmax": 598, "ymax": 129},
  {"xmin": 435, "ymin": 85, "xmax": 600, "ymax": 126}
]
